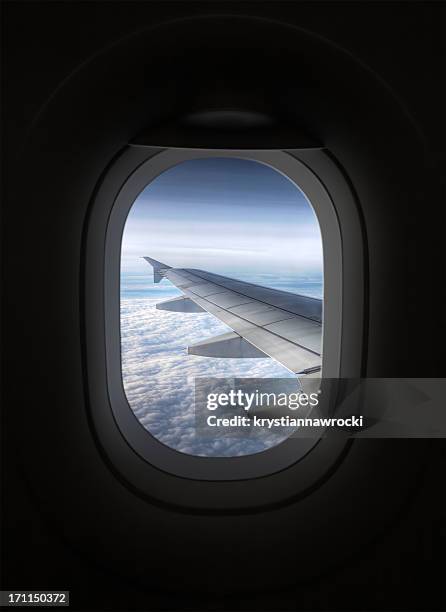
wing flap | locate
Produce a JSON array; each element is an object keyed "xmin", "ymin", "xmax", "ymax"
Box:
[
  {"xmin": 182, "ymin": 288, "xmax": 321, "ymax": 374},
  {"xmin": 228, "ymin": 302, "xmax": 295, "ymax": 326},
  {"xmin": 205, "ymin": 291, "xmax": 256, "ymax": 309},
  {"xmin": 264, "ymin": 318, "xmax": 322, "ymax": 354},
  {"xmin": 240, "ymin": 327, "xmax": 321, "ymax": 374}
]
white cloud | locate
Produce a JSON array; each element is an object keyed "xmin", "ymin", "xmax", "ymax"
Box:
[{"xmin": 121, "ymin": 296, "xmax": 297, "ymax": 457}]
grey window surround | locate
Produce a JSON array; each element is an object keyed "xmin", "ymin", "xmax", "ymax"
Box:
[{"xmin": 82, "ymin": 145, "xmax": 366, "ymax": 510}]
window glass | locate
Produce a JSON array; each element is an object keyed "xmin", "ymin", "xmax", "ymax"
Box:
[{"xmin": 121, "ymin": 158, "xmax": 323, "ymax": 457}]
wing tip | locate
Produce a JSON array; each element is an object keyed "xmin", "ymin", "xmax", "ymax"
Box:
[{"xmin": 143, "ymin": 256, "xmax": 171, "ymax": 283}]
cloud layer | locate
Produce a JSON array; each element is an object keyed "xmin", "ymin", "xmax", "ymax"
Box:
[{"xmin": 121, "ymin": 295, "xmax": 297, "ymax": 457}]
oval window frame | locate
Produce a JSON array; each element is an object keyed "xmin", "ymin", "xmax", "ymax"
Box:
[{"xmin": 83, "ymin": 145, "xmax": 366, "ymax": 509}]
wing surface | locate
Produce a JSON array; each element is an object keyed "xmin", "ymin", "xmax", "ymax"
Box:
[{"xmin": 143, "ymin": 257, "xmax": 322, "ymax": 375}]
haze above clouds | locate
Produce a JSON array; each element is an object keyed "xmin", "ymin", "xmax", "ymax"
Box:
[{"xmin": 122, "ymin": 157, "xmax": 323, "ymax": 277}]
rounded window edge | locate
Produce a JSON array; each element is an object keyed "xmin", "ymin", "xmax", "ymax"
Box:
[{"xmin": 82, "ymin": 145, "xmax": 366, "ymax": 507}]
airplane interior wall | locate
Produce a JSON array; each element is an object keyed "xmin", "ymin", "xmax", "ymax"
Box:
[{"xmin": 2, "ymin": 2, "xmax": 446, "ymax": 611}]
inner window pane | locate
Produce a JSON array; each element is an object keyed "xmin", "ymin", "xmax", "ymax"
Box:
[{"xmin": 120, "ymin": 158, "xmax": 323, "ymax": 457}]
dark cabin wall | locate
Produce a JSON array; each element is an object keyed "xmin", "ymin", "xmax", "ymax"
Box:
[
  {"xmin": 4, "ymin": 2, "xmax": 445, "ymax": 375},
  {"xmin": 3, "ymin": 2, "xmax": 445, "ymax": 611}
]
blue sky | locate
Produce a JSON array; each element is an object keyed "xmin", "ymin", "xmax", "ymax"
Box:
[{"xmin": 121, "ymin": 157, "xmax": 323, "ymax": 279}]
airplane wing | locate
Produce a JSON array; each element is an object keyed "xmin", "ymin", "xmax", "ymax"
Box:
[{"xmin": 143, "ymin": 257, "xmax": 322, "ymax": 376}]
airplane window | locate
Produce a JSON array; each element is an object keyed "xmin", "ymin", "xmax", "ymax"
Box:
[{"xmin": 120, "ymin": 157, "xmax": 323, "ymax": 457}]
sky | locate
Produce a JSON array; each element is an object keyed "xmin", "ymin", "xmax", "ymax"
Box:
[
  {"xmin": 120, "ymin": 157, "xmax": 324, "ymax": 457},
  {"xmin": 121, "ymin": 157, "xmax": 323, "ymax": 278}
]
